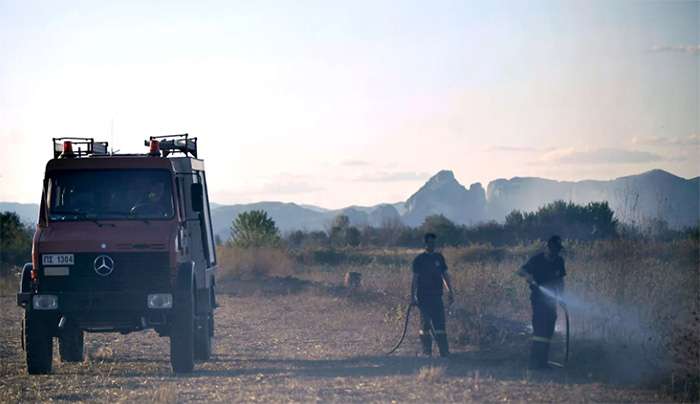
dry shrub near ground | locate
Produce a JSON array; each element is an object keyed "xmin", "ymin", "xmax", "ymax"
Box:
[
  {"xmin": 0, "ymin": 268, "xmax": 19, "ymax": 297},
  {"xmin": 217, "ymin": 245, "xmax": 294, "ymax": 280},
  {"xmin": 88, "ymin": 344, "xmax": 114, "ymax": 362},
  {"xmin": 152, "ymin": 385, "xmax": 178, "ymax": 404},
  {"xmin": 416, "ymin": 365, "xmax": 446, "ymax": 383}
]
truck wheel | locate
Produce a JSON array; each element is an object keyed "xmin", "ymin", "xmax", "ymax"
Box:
[
  {"xmin": 194, "ymin": 312, "xmax": 212, "ymax": 361},
  {"xmin": 59, "ymin": 327, "xmax": 84, "ymax": 362},
  {"xmin": 170, "ymin": 289, "xmax": 195, "ymax": 373},
  {"xmin": 25, "ymin": 310, "xmax": 53, "ymax": 374},
  {"xmin": 19, "ymin": 264, "xmax": 32, "ymax": 293}
]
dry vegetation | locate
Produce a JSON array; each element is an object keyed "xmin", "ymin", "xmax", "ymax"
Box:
[
  {"xmin": 0, "ymin": 239, "xmax": 697, "ymax": 402},
  {"xmin": 217, "ymin": 239, "xmax": 699, "ymax": 400}
]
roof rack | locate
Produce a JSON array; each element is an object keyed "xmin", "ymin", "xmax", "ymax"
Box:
[
  {"xmin": 145, "ymin": 133, "xmax": 198, "ymax": 158},
  {"xmin": 53, "ymin": 137, "xmax": 109, "ymax": 159}
]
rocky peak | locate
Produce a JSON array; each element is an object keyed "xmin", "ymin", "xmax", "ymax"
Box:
[{"xmin": 403, "ymin": 170, "xmax": 487, "ymax": 226}]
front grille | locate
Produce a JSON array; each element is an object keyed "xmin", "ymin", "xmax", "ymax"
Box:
[{"xmin": 40, "ymin": 252, "xmax": 171, "ymax": 292}]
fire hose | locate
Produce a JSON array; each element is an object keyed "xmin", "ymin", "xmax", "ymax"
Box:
[
  {"xmin": 386, "ymin": 290, "xmax": 569, "ymax": 366},
  {"xmin": 548, "ymin": 300, "xmax": 570, "ymax": 368},
  {"xmin": 386, "ymin": 303, "xmax": 414, "ymax": 355}
]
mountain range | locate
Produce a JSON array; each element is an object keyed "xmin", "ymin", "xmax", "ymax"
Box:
[{"xmin": 2, "ymin": 169, "xmax": 698, "ymax": 240}]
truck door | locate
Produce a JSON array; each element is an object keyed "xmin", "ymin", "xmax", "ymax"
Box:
[{"xmin": 192, "ymin": 171, "xmax": 216, "ymax": 268}]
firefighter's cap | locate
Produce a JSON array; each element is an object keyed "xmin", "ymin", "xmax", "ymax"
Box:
[{"xmin": 547, "ymin": 235, "xmax": 564, "ymax": 250}]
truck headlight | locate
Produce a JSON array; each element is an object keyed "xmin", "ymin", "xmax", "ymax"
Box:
[
  {"xmin": 33, "ymin": 295, "xmax": 58, "ymax": 310},
  {"xmin": 147, "ymin": 294, "xmax": 173, "ymax": 309}
]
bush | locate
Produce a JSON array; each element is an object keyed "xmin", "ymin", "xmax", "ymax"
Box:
[
  {"xmin": 1, "ymin": 212, "xmax": 32, "ymax": 276},
  {"xmin": 229, "ymin": 210, "xmax": 281, "ymax": 248},
  {"xmin": 217, "ymin": 245, "xmax": 294, "ymax": 280}
]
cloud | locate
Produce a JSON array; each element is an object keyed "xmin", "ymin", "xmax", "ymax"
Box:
[
  {"xmin": 533, "ymin": 148, "xmax": 663, "ymax": 165},
  {"xmin": 488, "ymin": 145, "xmax": 539, "ymax": 152},
  {"xmin": 353, "ymin": 171, "xmax": 430, "ymax": 182},
  {"xmin": 341, "ymin": 160, "xmax": 371, "ymax": 166},
  {"xmin": 648, "ymin": 44, "xmax": 700, "ymax": 55},
  {"xmin": 632, "ymin": 134, "xmax": 699, "ymax": 147},
  {"xmin": 260, "ymin": 181, "xmax": 324, "ymax": 194}
]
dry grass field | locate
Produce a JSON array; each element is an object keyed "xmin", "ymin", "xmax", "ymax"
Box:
[{"xmin": 0, "ymin": 239, "xmax": 697, "ymax": 402}]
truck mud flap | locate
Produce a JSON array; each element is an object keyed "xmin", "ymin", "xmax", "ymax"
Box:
[
  {"xmin": 17, "ymin": 292, "xmax": 32, "ymax": 308},
  {"xmin": 196, "ymin": 289, "xmax": 212, "ymax": 315}
]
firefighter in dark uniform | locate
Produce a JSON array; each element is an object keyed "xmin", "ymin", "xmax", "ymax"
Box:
[
  {"xmin": 411, "ymin": 233, "xmax": 455, "ymax": 357},
  {"xmin": 517, "ymin": 235, "xmax": 566, "ymax": 369}
]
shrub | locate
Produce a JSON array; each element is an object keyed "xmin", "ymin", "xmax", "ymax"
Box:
[
  {"xmin": 229, "ymin": 210, "xmax": 281, "ymax": 248},
  {"xmin": 417, "ymin": 366, "xmax": 446, "ymax": 383},
  {"xmin": 0, "ymin": 212, "xmax": 33, "ymax": 276},
  {"xmin": 217, "ymin": 245, "xmax": 294, "ymax": 280}
]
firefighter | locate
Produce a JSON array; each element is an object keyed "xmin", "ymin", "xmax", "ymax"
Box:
[
  {"xmin": 130, "ymin": 180, "xmax": 171, "ymax": 217},
  {"xmin": 411, "ymin": 233, "xmax": 455, "ymax": 357},
  {"xmin": 516, "ymin": 235, "xmax": 566, "ymax": 370}
]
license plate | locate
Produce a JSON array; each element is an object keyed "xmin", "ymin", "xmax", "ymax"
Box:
[{"xmin": 42, "ymin": 254, "xmax": 75, "ymax": 266}]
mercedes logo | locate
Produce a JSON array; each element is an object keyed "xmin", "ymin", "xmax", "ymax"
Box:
[{"xmin": 94, "ymin": 255, "xmax": 115, "ymax": 276}]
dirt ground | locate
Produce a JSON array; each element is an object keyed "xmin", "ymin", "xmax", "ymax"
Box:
[{"xmin": 0, "ymin": 283, "xmax": 672, "ymax": 403}]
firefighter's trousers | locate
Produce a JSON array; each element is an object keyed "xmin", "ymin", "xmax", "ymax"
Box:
[
  {"xmin": 530, "ymin": 297, "xmax": 557, "ymax": 368},
  {"xmin": 418, "ymin": 295, "xmax": 449, "ymax": 357}
]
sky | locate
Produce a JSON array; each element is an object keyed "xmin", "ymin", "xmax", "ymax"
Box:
[{"xmin": 0, "ymin": 0, "xmax": 698, "ymax": 208}]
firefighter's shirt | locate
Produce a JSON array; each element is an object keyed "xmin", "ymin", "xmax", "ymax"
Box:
[
  {"xmin": 412, "ymin": 252, "xmax": 448, "ymax": 297},
  {"xmin": 522, "ymin": 252, "xmax": 566, "ymax": 299}
]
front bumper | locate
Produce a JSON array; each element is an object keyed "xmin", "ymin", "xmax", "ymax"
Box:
[{"xmin": 18, "ymin": 291, "xmax": 175, "ymax": 332}]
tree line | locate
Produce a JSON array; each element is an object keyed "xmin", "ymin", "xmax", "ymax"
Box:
[{"xmin": 225, "ymin": 201, "xmax": 668, "ymax": 249}]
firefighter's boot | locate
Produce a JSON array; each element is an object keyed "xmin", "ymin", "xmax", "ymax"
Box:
[
  {"xmin": 419, "ymin": 331, "xmax": 432, "ymax": 356},
  {"xmin": 529, "ymin": 338, "xmax": 550, "ymax": 369},
  {"xmin": 434, "ymin": 331, "xmax": 450, "ymax": 358}
]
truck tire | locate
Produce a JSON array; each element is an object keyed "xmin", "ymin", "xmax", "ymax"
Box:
[
  {"xmin": 19, "ymin": 263, "xmax": 32, "ymax": 293},
  {"xmin": 170, "ymin": 288, "xmax": 195, "ymax": 373},
  {"xmin": 59, "ymin": 327, "xmax": 84, "ymax": 362},
  {"xmin": 194, "ymin": 312, "xmax": 212, "ymax": 361},
  {"xmin": 25, "ymin": 310, "xmax": 53, "ymax": 374}
]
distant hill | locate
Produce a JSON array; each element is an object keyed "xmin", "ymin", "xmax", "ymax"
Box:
[
  {"xmin": 2, "ymin": 169, "xmax": 697, "ymax": 241},
  {"xmin": 401, "ymin": 170, "xmax": 486, "ymax": 226},
  {"xmin": 486, "ymin": 169, "xmax": 699, "ymax": 229}
]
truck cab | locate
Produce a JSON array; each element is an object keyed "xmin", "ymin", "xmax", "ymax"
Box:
[{"xmin": 17, "ymin": 135, "xmax": 217, "ymax": 374}]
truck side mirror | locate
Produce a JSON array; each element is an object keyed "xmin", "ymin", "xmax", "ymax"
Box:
[{"xmin": 191, "ymin": 183, "xmax": 204, "ymax": 212}]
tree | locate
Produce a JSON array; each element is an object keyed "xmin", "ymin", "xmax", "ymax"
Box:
[
  {"xmin": 346, "ymin": 226, "xmax": 361, "ymax": 247},
  {"xmin": 505, "ymin": 210, "xmax": 525, "ymax": 228},
  {"xmin": 420, "ymin": 214, "xmax": 460, "ymax": 246},
  {"xmin": 329, "ymin": 214, "xmax": 349, "ymax": 247},
  {"xmin": 507, "ymin": 200, "xmax": 618, "ymax": 241},
  {"xmin": 0, "ymin": 212, "xmax": 33, "ymax": 275},
  {"xmin": 229, "ymin": 210, "xmax": 281, "ymax": 248}
]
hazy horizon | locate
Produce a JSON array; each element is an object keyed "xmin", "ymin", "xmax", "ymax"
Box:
[
  {"xmin": 0, "ymin": 167, "xmax": 696, "ymax": 210},
  {"xmin": 1, "ymin": 1, "xmax": 698, "ymax": 208}
]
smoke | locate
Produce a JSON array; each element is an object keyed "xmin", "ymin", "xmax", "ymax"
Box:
[
  {"xmin": 538, "ymin": 285, "xmax": 668, "ymax": 382},
  {"xmin": 539, "ymin": 285, "xmax": 658, "ymax": 342}
]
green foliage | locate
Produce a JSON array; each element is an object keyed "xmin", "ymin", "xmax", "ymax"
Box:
[
  {"xmin": 0, "ymin": 212, "xmax": 33, "ymax": 275},
  {"xmin": 329, "ymin": 214, "xmax": 362, "ymax": 247},
  {"xmin": 229, "ymin": 210, "xmax": 281, "ymax": 248},
  {"xmin": 420, "ymin": 214, "xmax": 461, "ymax": 246},
  {"xmin": 506, "ymin": 200, "xmax": 618, "ymax": 241}
]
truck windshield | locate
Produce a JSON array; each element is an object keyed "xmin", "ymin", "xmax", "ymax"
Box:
[{"xmin": 47, "ymin": 170, "xmax": 175, "ymax": 221}]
